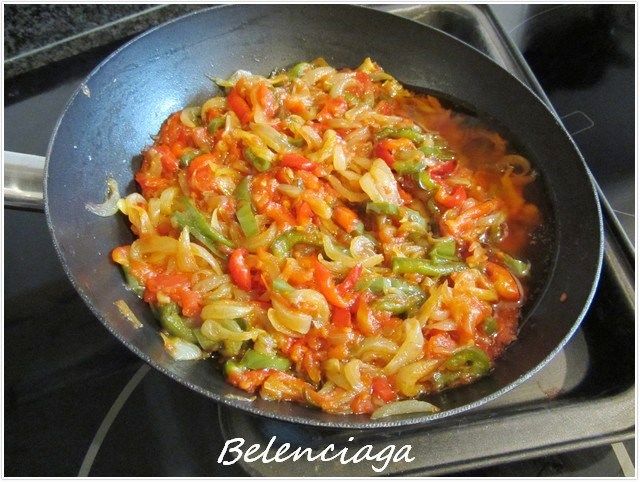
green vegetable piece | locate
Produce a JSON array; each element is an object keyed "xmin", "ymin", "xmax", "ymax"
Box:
[
  {"xmin": 271, "ymin": 229, "xmax": 320, "ymax": 258},
  {"xmin": 272, "ymin": 278, "xmax": 295, "ymax": 293},
  {"xmin": 432, "ymin": 346, "xmax": 492, "ymax": 390},
  {"xmin": 194, "ymin": 328, "xmax": 221, "ymax": 351},
  {"xmin": 366, "ymin": 202, "xmax": 399, "ymax": 216},
  {"xmin": 172, "ymin": 198, "xmax": 234, "ymax": 249},
  {"xmin": 240, "ymin": 349, "xmax": 291, "ymax": 371},
  {"xmin": 376, "ymin": 127, "xmax": 425, "ymax": 144},
  {"xmin": 483, "ymin": 317, "xmax": 498, "ymax": 336},
  {"xmin": 373, "ymin": 292, "xmax": 425, "ymax": 315},
  {"xmin": 156, "ymin": 302, "xmax": 197, "ymax": 343},
  {"xmin": 234, "ymin": 177, "xmax": 259, "ymax": 237},
  {"xmin": 444, "ymin": 347, "xmax": 491, "ymax": 377},
  {"xmin": 429, "ymin": 237, "xmax": 457, "ymax": 262},
  {"xmin": 502, "ymin": 253, "xmax": 531, "ymax": 278},
  {"xmin": 288, "ymin": 62, "xmax": 312, "ymax": 78},
  {"xmin": 244, "ymin": 147, "xmax": 272, "ymax": 172},
  {"xmin": 393, "ymin": 159, "xmax": 427, "ymax": 175},
  {"xmin": 392, "ymin": 258, "xmax": 467, "ymax": 277},
  {"xmin": 121, "ymin": 266, "xmax": 144, "ymax": 297},
  {"xmin": 418, "ymin": 171, "xmax": 438, "ymax": 192},
  {"xmin": 288, "ymin": 136, "xmax": 305, "ymax": 147},
  {"xmin": 224, "ymin": 360, "xmax": 244, "ymax": 376},
  {"xmin": 179, "ymin": 149, "xmax": 200, "ymax": 168},
  {"xmin": 208, "ymin": 116, "xmax": 225, "ymax": 134},
  {"xmin": 365, "ymin": 277, "xmax": 424, "ymax": 298},
  {"xmin": 420, "ymin": 144, "xmax": 455, "ymax": 160}
]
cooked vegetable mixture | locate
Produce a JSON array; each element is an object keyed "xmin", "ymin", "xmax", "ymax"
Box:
[{"xmin": 112, "ymin": 58, "xmax": 541, "ymax": 417}]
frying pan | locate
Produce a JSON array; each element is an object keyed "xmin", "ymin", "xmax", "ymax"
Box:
[{"xmin": 43, "ymin": 4, "xmax": 603, "ymax": 428}]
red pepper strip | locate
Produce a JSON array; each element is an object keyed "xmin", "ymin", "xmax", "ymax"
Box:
[
  {"xmin": 313, "ymin": 259, "xmax": 350, "ymax": 309},
  {"xmin": 227, "ymin": 87, "xmax": 252, "ymax": 124},
  {"xmin": 373, "ymin": 139, "xmax": 395, "ymax": 166},
  {"xmin": 435, "ymin": 185, "xmax": 467, "ymax": 208},
  {"xmin": 337, "ymin": 264, "xmax": 363, "ymax": 294},
  {"xmin": 429, "ymin": 160, "xmax": 457, "ymax": 178},
  {"xmin": 257, "ymin": 83, "xmax": 276, "ymax": 117},
  {"xmin": 371, "ymin": 376, "xmax": 398, "ymax": 402},
  {"xmin": 331, "ymin": 307, "xmax": 352, "ymax": 328},
  {"xmin": 228, "ymin": 248, "xmax": 252, "ymax": 291},
  {"xmin": 486, "ymin": 262, "xmax": 520, "ymax": 301},
  {"xmin": 281, "ymin": 153, "xmax": 315, "ymax": 171}
]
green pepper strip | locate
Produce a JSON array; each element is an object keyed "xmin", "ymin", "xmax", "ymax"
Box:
[
  {"xmin": 392, "ymin": 257, "xmax": 467, "ymax": 277},
  {"xmin": 376, "ymin": 127, "xmax": 425, "ymax": 144},
  {"xmin": 373, "ymin": 293, "xmax": 425, "ymax": 315},
  {"xmin": 156, "ymin": 302, "xmax": 197, "ymax": 343},
  {"xmin": 244, "ymin": 147, "xmax": 272, "ymax": 172},
  {"xmin": 208, "ymin": 116, "xmax": 225, "ymax": 134},
  {"xmin": 483, "ymin": 316, "xmax": 498, "ymax": 336},
  {"xmin": 288, "ymin": 136, "xmax": 305, "ymax": 147},
  {"xmin": 240, "ymin": 349, "xmax": 291, "ymax": 371},
  {"xmin": 502, "ymin": 253, "xmax": 531, "ymax": 278},
  {"xmin": 121, "ymin": 266, "xmax": 144, "ymax": 297},
  {"xmin": 393, "ymin": 158, "xmax": 428, "ymax": 175},
  {"xmin": 288, "ymin": 62, "xmax": 312, "ymax": 78},
  {"xmin": 272, "ymin": 278, "xmax": 295, "ymax": 293},
  {"xmin": 179, "ymin": 149, "xmax": 200, "ymax": 168},
  {"xmin": 271, "ymin": 230, "xmax": 320, "ymax": 258},
  {"xmin": 429, "ymin": 237, "xmax": 457, "ymax": 262},
  {"xmin": 172, "ymin": 198, "xmax": 234, "ymax": 249},
  {"xmin": 363, "ymin": 277, "xmax": 424, "ymax": 297},
  {"xmin": 366, "ymin": 202, "xmax": 399, "ymax": 216},
  {"xmin": 420, "ymin": 144, "xmax": 455, "ymax": 160},
  {"xmin": 418, "ymin": 171, "xmax": 439, "ymax": 192},
  {"xmin": 432, "ymin": 347, "xmax": 491, "ymax": 389},
  {"xmin": 234, "ymin": 177, "xmax": 259, "ymax": 237},
  {"xmin": 444, "ymin": 347, "xmax": 491, "ymax": 376}
]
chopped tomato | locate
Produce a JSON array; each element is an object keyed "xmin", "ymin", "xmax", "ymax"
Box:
[
  {"xmin": 313, "ymin": 259, "xmax": 351, "ymax": 309},
  {"xmin": 331, "ymin": 307, "xmax": 352, "ymax": 328},
  {"xmin": 333, "ymin": 205, "xmax": 359, "ymax": 233},
  {"xmin": 351, "ymin": 392, "xmax": 374, "ymax": 414},
  {"xmin": 372, "ymin": 376, "xmax": 398, "ymax": 402},
  {"xmin": 228, "ymin": 248, "xmax": 252, "ymax": 291},
  {"xmin": 187, "ymin": 153, "xmax": 217, "ymax": 194},
  {"xmin": 317, "ymin": 96, "xmax": 348, "ymax": 121},
  {"xmin": 258, "ymin": 83, "xmax": 276, "ymax": 117},
  {"xmin": 227, "ymin": 87, "xmax": 252, "ymax": 124},
  {"xmin": 430, "ymin": 160, "xmax": 457, "ymax": 178},
  {"xmin": 435, "ymin": 185, "xmax": 467, "ymax": 208},
  {"xmin": 486, "ymin": 262, "xmax": 521, "ymax": 301},
  {"xmin": 280, "ymin": 153, "xmax": 315, "ymax": 171}
]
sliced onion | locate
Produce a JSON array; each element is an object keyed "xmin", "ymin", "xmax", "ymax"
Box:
[
  {"xmin": 86, "ymin": 178, "xmax": 120, "ymax": 217},
  {"xmin": 251, "ymin": 123, "xmax": 292, "ymax": 153},
  {"xmin": 329, "ymin": 72, "xmax": 356, "ymax": 98},
  {"xmin": 350, "ymin": 235, "xmax": 377, "ymax": 259},
  {"xmin": 180, "ymin": 106, "xmax": 201, "ymax": 128},
  {"xmin": 302, "ymin": 66, "xmax": 335, "ymax": 85},
  {"xmin": 160, "ymin": 333, "xmax": 202, "ymax": 361},
  {"xmin": 114, "ymin": 300, "xmax": 142, "ymax": 329},
  {"xmin": 370, "ymin": 400, "xmax": 440, "ymax": 420}
]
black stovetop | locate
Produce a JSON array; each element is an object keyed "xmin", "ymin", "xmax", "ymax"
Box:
[{"xmin": 4, "ymin": 4, "xmax": 635, "ymax": 477}]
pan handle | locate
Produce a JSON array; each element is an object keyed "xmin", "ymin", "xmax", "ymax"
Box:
[{"xmin": 4, "ymin": 151, "xmax": 45, "ymax": 210}]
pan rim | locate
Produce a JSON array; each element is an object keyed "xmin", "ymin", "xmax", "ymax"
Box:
[{"xmin": 43, "ymin": 3, "xmax": 604, "ymax": 429}]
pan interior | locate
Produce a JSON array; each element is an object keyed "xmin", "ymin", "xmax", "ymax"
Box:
[{"xmin": 44, "ymin": 4, "xmax": 602, "ymax": 428}]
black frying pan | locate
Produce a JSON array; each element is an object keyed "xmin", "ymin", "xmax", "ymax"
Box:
[{"xmin": 44, "ymin": 5, "xmax": 603, "ymax": 428}]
